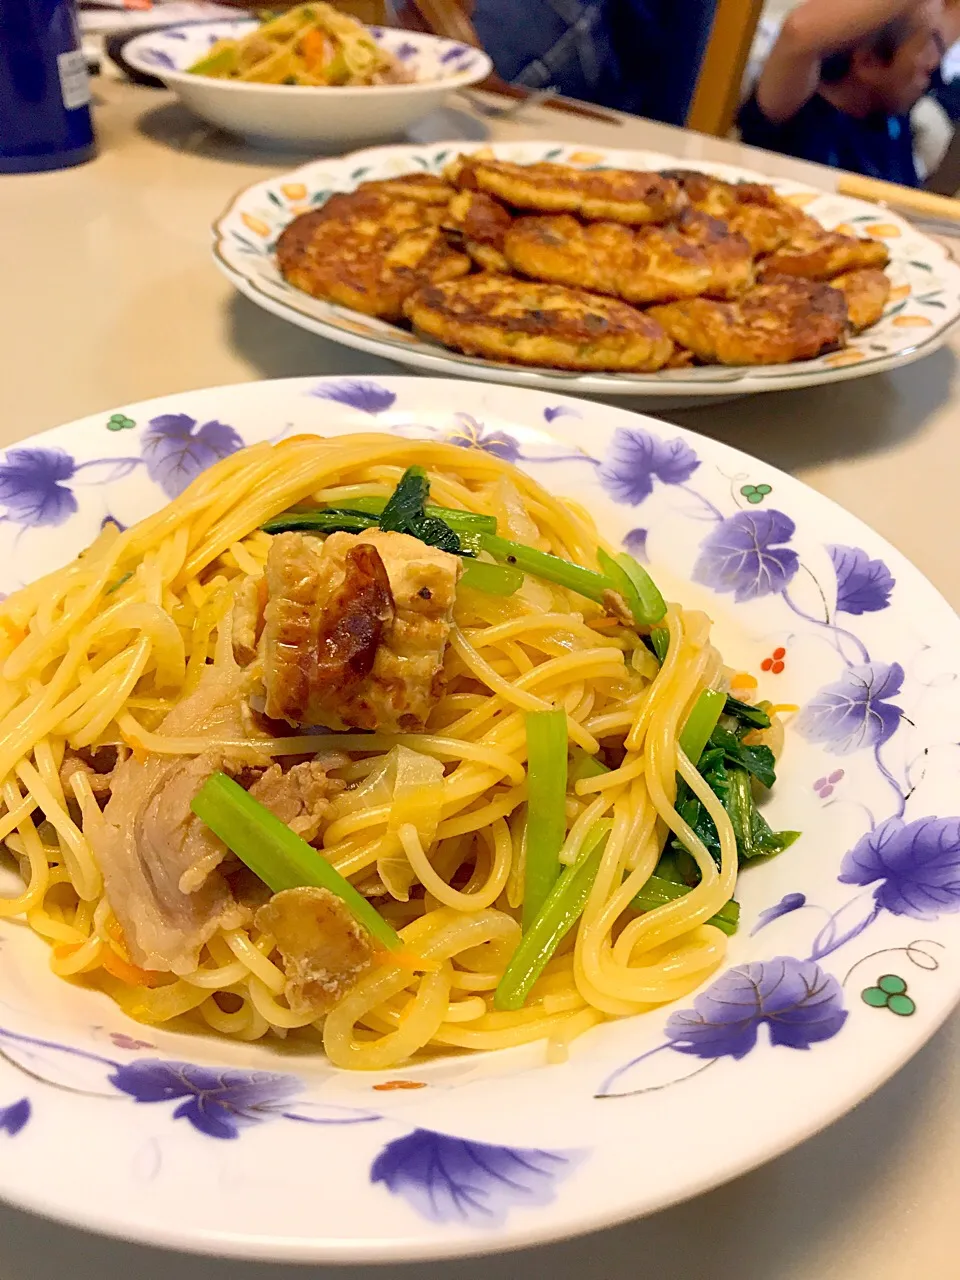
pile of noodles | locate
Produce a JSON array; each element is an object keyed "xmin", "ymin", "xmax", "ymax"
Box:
[{"xmin": 0, "ymin": 433, "xmax": 741, "ymax": 1069}]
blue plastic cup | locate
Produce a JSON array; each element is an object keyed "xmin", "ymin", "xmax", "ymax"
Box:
[{"xmin": 0, "ymin": 0, "xmax": 96, "ymax": 174}]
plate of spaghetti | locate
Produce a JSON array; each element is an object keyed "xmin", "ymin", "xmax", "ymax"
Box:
[
  {"xmin": 0, "ymin": 376, "xmax": 958, "ymax": 1262},
  {"xmin": 122, "ymin": 10, "xmax": 491, "ymax": 148}
]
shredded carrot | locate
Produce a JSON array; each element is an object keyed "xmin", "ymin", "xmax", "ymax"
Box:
[
  {"xmin": 390, "ymin": 949, "xmax": 442, "ymax": 974},
  {"xmin": 373, "ymin": 1080, "xmax": 427, "ymax": 1092},
  {"xmin": 100, "ymin": 947, "xmax": 167, "ymax": 989},
  {"xmin": 770, "ymin": 703, "xmax": 800, "ymax": 716},
  {"xmin": 0, "ymin": 618, "xmax": 25, "ymax": 645},
  {"xmin": 299, "ymin": 28, "xmax": 331, "ymax": 72}
]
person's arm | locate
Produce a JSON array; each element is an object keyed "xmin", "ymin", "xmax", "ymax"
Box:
[
  {"xmin": 942, "ymin": 0, "xmax": 960, "ymax": 47},
  {"xmin": 756, "ymin": 0, "xmax": 924, "ymax": 123}
]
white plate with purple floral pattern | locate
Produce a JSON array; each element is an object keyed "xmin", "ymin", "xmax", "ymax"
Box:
[
  {"xmin": 213, "ymin": 140, "xmax": 960, "ymax": 399},
  {"xmin": 1, "ymin": 376, "xmax": 959, "ymax": 1263},
  {"xmin": 124, "ymin": 23, "xmax": 491, "ymax": 149}
]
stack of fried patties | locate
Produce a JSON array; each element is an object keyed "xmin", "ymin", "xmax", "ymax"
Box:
[{"xmin": 276, "ymin": 154, "xmax": 891, "ymax": 372}]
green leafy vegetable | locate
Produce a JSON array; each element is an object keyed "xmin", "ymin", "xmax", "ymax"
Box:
[
  {"xmin": 522, "ymin": 708, "xmax": 569, "ymax": 930},
  {"xmin": 596, "ymin": 549, "xmax": 666, "ymax": 626},
  {"xmin": 106, "ymin": 570, "xmax": 133, "ymax": 595},
  {"xmin": 649, "ymin": 627, "xmax": 670, "ymax": 663},
  {"xmin": 339, "ymin": 495, "xmax": 497, "ymax": 534},
  {"xmin": 495, "ymin": 822, "xmax": 610, "ymax": 1011},
  {"xmin": 458, "ymin": 559, "xmax": 524, "ymax": 596},
  {"xmin": 191, "ymin": 772, "xmax": 403, "ymax": 953},
  {"xmin": 379, "ymin": 465, "xmax": 431, "ymax": 535},
  {"xmin": 708, "ymin": 723, "xmax": 776, "ymax": 789},
  {"xmin": 678, "ymin": 689, "xmax": 726, "ymax": 766},
  {"xmin": 262, "ymin": 509, "xmax": 379, "ymax": 536},
  {"xmin": 722, "ymin": 694, "xmax": 771, "ymax": 731},
  {"xmin": 568, "ymin": 747, "xmax": 609, "ymax": 786},
  {"xmin": 628, "ymin": 874, "xmax": 740, "ymax": 936},
  {"xmin": 480, "ymin": 534, "xmax": 610, "ymax": 603},
  {"xmin": 723, "ymin": 768, "xmax": 800, "ymax": 861},
  {"xmin": 411, "ymin": 514, "xmax": 461, "ymax": 555},
  {"xmin": 263, "ymin": 467, "xmax": 475, "ymax": 556},
  {"xmin": 670, "ymin": 702, "xmax": 798, "ymax": 871}
]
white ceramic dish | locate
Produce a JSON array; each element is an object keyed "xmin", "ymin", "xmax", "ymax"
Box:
[
  {"xmin": 1, "ymin": 376, "xmax": 959, "ymax": 1262},
  {"xmin": 123, "ymin": 21, "xmax": 492, "ymax": 148},
  {"xmin": 213, "ymin": 140, "xmax": 960, "ymax": 398}
]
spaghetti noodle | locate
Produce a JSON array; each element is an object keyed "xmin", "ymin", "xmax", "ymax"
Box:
[
  {"xmin": 187, "ymin": 4, "xmax": 411, "ymax": 87},
  {"xmin": 0, "ymin": 433, "xmax": 792, "ymax": 1069}
]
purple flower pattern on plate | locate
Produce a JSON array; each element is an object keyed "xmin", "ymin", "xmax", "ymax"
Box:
[
  {"xmin": 623, "ymin": 528, "xmax": 648, "ymax": 561},
  {"xmin": 0, "ymin": 1023, "xmax": 586, "ymax": 1224},
  {"xmin": 309, "ymin": 379, "xmax": 397, "ymax": 415},
  {"xmin": 598, "ymin": 426, "xmax": 699, "ymax": 505},
  {"xmin": 371, "ymin": 1129, "xmax": 582, "ymax": 1226},
  {"xmin": 543, "ymin": 405, "xmax": 581, "ymax": 423},
  {"xmin": 141, "ymin": 414, "xmax": 243, "ymax": 500},
  {"xmin": 796, "ymin": 662, "xmax": 904, "ymax": 755},
  {"xmin": 0, "ymin": 1098, "xmax": 30, "ymax": 1137},
  {"xmin": 814, "ymin": 770, "xmax": 845, "ymax": 799},
  {"xmin": 752, "ymin": 892, "xmax": 807, "ymax": 935},
  {"xmin": 693, "ymin": 509, "xmax": 800, "ymax": 602},
  {"xmin": 598, "ymin": 958, "xmax": 848, "ymax": 1097},
  {"xmin": 839, "ymin": 816, "xmax": 960, "ymax": 920},
  {"xmin": 446, "ymin": 413, "xmax": 520, "ymax": 462},
  {"xmin": 138, "ymin": 48, "xmax": 176, "ymax": 70},
  {"xmin": 664, "ymin": 958, "xmax": 847, "ymax": 1059},
  {"xmin": 109, "ymin": 1061, "xmax": 303, "ymax": 1139},
  {"xmin": 829, "ymin": 545, "xmax": 896, "ymax": 615},
  {"xmin": 0, "ymin": 449, "xmax": 78, "ymax": 527}
]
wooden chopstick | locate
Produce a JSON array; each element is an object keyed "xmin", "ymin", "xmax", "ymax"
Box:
[{"xmin": 837, "ymin": 172, "xmax": 960, "ymax": 224}]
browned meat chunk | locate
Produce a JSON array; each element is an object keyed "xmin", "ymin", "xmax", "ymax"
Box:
[
  {"xmin": 247, "ymin": 760, "xmax": 344, "ymax": 843},
  {"xmin": 232, "ymin": 574, "xmax": 266, "ymax": 665},
  {"xmin": 82, "ymin": 664, "xmax": 264, "ymax": 974},
  {"xmin": 60, "ymin": 745, "xmax": 130, "ymax": 802},
  {"xmin": 262, "ymin": 528, "xmax": 460, "ymax": 733},
  {"xmin": 255, "ymin": 886, "xmax": 375, "ymax": 1014}
]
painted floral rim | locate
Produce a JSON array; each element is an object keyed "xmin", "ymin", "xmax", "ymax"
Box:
[
  {"xmin": 212, "ymin": 141, "xmax": 960, "ymax": 399},
  {"xmin": 0, "ymin": 376, "xmax": 958, "ymax": 1262}
]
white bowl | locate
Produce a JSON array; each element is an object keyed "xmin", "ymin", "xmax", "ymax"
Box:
[{"xmin": 123, "ymin": 20, "xmax": 492, "ymax": 148}]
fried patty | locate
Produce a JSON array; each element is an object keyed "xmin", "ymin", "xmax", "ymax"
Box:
[
  {"xmin": 504, "ymin": 209, "xmax": 753, "ymax": 304},
  {"xmin": 830, "ymin": 267, "xmax": 892, "ymax": 331},
  {"xmin": 649, "ymin": 279, "xmax": 847, "ymax": 366},
  {"xmin": 662, "ymin": 169, "xmax": 811, "ymax": 255},
  {"xmin": 404, "ymin": 274, "xmax": 675, "ymax": 372},
  {"xmin": 276, "ymin": 186, "xmax": 470, "ymax": 322},
  {"xmin": 442, "ymin": 190, "xmax": 513, "ymax": 273},
  {"xmin": 455, "ymin": 157, "xmax": 687, "ymax": 225},
  {"xmin": 760, "ymin": 226, "xmax": 890, "ymax": 281},
  {"xmin": 358, "ymin": 174, "xmax": 456, "ymax": 204}
]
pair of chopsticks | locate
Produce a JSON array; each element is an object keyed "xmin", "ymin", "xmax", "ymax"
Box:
[{"xmin": 837, "ymin": 171, "xmax": 960, "ymax": 230}]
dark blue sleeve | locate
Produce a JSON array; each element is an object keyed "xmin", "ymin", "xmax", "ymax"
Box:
[{"xmin": 737, "ymin": 92, "xmax": 785, "ymax": 151}]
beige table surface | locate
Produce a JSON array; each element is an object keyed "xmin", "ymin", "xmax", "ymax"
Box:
[{"xmin": 1, "ymin": 74, "xmax": 959, "ymax": 1280}]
